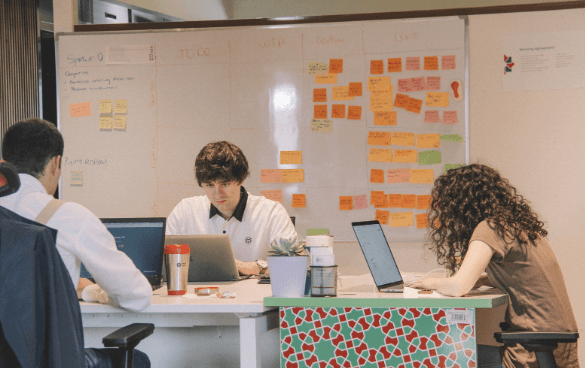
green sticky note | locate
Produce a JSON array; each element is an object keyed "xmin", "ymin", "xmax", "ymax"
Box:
[
  {"xmin": 418, "ymin": 150, "xmax": 442, "ymax": 165},
  {"xmin": 307, "ymin": 228, "xmax": 329, "ymax": 236},
  {"xmin": 444, "ymin": 163, "xmax": 466, "ymax": 174},
  {"xmin": 440, "ymin": 134, "xmax": 463, "ymax": 142}
]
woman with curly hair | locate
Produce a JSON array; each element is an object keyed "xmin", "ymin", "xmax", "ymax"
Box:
[{"xmin": 412, "ymin": 164, "xmax": 578, "ymax": 368}]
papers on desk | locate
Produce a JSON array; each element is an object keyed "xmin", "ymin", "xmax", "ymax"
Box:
[{"xmin": 403, "ymin": 287, "xmax": 445, "ymax": 298}]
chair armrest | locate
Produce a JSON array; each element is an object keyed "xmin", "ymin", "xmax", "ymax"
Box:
[
  {"xmin": 102, "ymin": 323, "xmax": 155, "ymax": 349},
  {"xmin": 495, "ymin": 331, "xmax": 579, "ymax": 345}
]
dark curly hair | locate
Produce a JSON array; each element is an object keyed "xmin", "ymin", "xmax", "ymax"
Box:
[
  {"xmin": 195, "ymin": 141, "xmax": 250, "ymax": 186},
  {"xmin": 427, "ymin": 164, "xmax": 547, "ymax": 271}
]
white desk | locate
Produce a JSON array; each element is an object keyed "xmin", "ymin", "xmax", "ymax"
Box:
[{"xmin": 81, "ymin": 279, "xmax": 279, "ymax": 368}]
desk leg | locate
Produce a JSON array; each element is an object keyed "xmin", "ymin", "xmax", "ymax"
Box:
[{"xmin": 236, "ymin": 311, "xmax": 279, "ymax": 368}]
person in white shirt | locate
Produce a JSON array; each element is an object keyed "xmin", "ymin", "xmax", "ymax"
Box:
[
  {"xmin": 166, "ymin": 141, "xmax": 298, "ymax": 275},
  {"xmin": 0, "ymin": 118, "xmax": 152, "ymax": 367}
]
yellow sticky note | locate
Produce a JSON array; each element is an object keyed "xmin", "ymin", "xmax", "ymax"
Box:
[
  {"xmin": 370, "ymin": 89, "xmax": 394, "ymax": 112},
  {"xmin": 280, "ymin": 151, "xmax": 302, "ymax": 165},
  {"xmin": 367, "ymin": 131, "xmax": 392, "ymax": 146},
  {"xmin": 374, "ymin": 111, "xmax": 397, "ymax": 126},
  {"xmin": 99, "ymin": 100, "xmax": 112, "ymax": 114},
  {"xmin": 417, "ymin": 134, "xmax": 441, "ymax": 149},
  {"xmin": 368, "ymin": 77, "xmax": 391, "ymax": 92},
  {"xmin": 426, "ymin": 92, "xmax": 449, "ymax": 107},
  {"xmin": 292, "ymin": 194, "xmax": 306, "ymax": 208},
  {"xmin": 390, "ymin": 212, "xmax": 414, "ymax": 227},
  {"xmin": 411, "ymin": 169, "xmax": 434, "ymax": 184},
  {"xmin": 393, "ymin": 150, "xmax": 417, "ymax": 163},
  {"xmin": 261, "ymin": 189, "xmax": 283, "ymax": 203},
  {"xmin": 70, "ymin": 102, "xmax": 92, "ymax": 118},
  {"xmin": 282, "ymin": 169, "xmax": 304, "ymax": 183},
  {"xmin": 114, "ymin": 99, "xmax": 127, "ymax": 114},
  {"xmin": 70, "ymin": 171, "xmax": 83, "ymax": 186},
  {"xmin": 315, "ymin": 74, "xmax": 338, "ymax": 84},
  {"xmin": 375, "ymin": 210, "xmax": 390, "ymax": 225},
  {"xmin": 261, "ymin": 169, "xmax": 283, "ymax": 183},
  {"xmin": 392, "ymin": 132, "xmax": 416, "ymax": 147},
  {"xmin": 368, "ymin": 148, "xmax": 393, "ymax": 163},
  {"xmin": 99, "ymin": 116, "xmax": 113, "ymax": 130},
  {"xmin": 339, "ymin": 196, "xmax": 353, "ymax": 210},
  {"xmin": 307, "ymin": 62, "xmax": 329, "ymax": 76},
  {"xmin": 310, "ymin": 119, "xmax": 333, "ymax": 133},
  {"xmin": 113, "ymin": 115, "xmax": 127, "ymax": 130},
  {"xmin": 332, "ymin": 86, "xmax": 354, "ymax": 101}
]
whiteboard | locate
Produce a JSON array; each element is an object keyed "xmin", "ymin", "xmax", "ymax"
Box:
[{"xmin": 57, "ymin": 16, "xmax": 468, "ymax": 241}]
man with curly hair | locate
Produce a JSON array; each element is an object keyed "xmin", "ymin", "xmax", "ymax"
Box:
[{"xmin": 412, "ymin": 164, "xmax": 578, "ymax": 368}]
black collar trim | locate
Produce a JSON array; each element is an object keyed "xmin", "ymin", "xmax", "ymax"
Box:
[{"xmin": 209, "ymin": 186, "xmax": 247, "ymax": 222}]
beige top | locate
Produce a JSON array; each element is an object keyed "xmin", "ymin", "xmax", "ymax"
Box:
[{"xmin": 470, "ymin": 220, "xmax": 579, "ymax": 368}]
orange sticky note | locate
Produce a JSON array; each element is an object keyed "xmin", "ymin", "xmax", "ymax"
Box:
[
  {"xmin": 390, "ymin": 212, "xmax": 414, "ymax": 227},
  {"xmin": 314, "ymin": 105, "xmax": 327, "ymax": 119},
  {"xmin": 402, "ymin": 195, "xmax": 417, "ymax": 209},
  {"xmin": 332, "ymin": 104, "xmax": 346, "ymax": 118},
  {"xmin": 374, "ymin": 194, "xmax": 389, "ymax": 208},
  {"xmin": 388, "ymin": 194, "xmax": 403, "ymax": 208},
  {"xmin": 332, "ymin": 86, "xmax": 354, "ymax": 101},
  {"xmin": 261, "ymin": 169, "xmax": 283, "ymax": 183},
  {"xmin": 347, "ymin": 106, "xmax": 362, "ymax": 120},
  {"xmin": 368, "ymin": 77, "xmax": 392, "ymax": 92},
  {"xmin": 426, "ymin": 92, "xmax": 450, "ymax": 107},
  {"xmin": 370, "ymin": 169, "xmax": 385, "ymax": 183},
  {"xmin": 393, "ymin": 150, "xmax": 418, "ymax": 163},
  {"xmin": 292, "ymin": 194, "xmax": 306, "ymax": 208},
  {"xmin": 374, "ymin": 111, "xmax": 397, "ymax": 126},
  {"xmin": 280, "ymin": 151, "xmax": 303, "ymax": 164},
  {"xmin": 411, "ymin": 169, "xmax": 434, "ymax": 184},
  {"xmin": 315, "ymin": 74, "xmax": 338, "ymax": 84},
  {"xmin": 339, "ymin": 196, "xmax": 353, "ymax": 210},
  {"xmin": 392, "ymin": 132, "xmax": 416, "ymax": 147},
  {"xmin": 368, "ymin": 148, "xmax": 393, "ymax": 162},
  {"xmin": 388, "ymin": 58, "xmax": 402, "ymax": 72},
  {"xmin": 387, "ymin": 169, "xmax": 411, "ymax": 184},
  {"xmin": 417, "ymin": 134, "xmax": 441, "ymax": 149},
  {"xmin": 282, "ymin": 169, "xmax": 304, "ymax": 183},
  {"xmin": 406, "ymin": 97, "xmax": 423, "ymax": 114},
  {"xmin": 330, "ymin": 59, "xmax": 343, "ymax": 74},
  {"xmin": 70, "ymin": 102, "xmax": 92, "ymax": 118},
  {"xmin": 367, "ymin": 131, "xmax": 392, "ymax": 146},
  {"xmin": 424, "ymin": 56, "xmax": 439, "ymax": 70},
  {"xmin": 375, "ymin": 210, "xmax": 390, "ymax": 225},
  {"xmin": 348, "ymin": 82, "xmax": 363, "ymax": 97},
  {"xmin": 417, "ymin": 195, "xmax": 431, "ymax": 209},
  {"xmin": 416, "ymin": 213, "xmax": 429, "ymax": 229},
  {"xmin": 370, "ymin": 60, "xmax": 384, "ymax": 74},
  {"xmin": 313, "ymin": 88, "xmax": 327, "ymax": 103},
  {"xmin": 370, "ymin": 89, "xmax": 394, "ymax": 112},
  {"xmin": 394, "ymin": 93, "xmax": 410, "ymax": 109},
  {"xmin": 261, "ymin": 189, "xmax": 283, "ymax": 203},
  {"xmin": 370, "ymin": 191, "xmax": 386, "ymax": 206}
]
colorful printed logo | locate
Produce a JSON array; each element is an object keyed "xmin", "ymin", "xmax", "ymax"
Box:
[{"xmin": 504, "ymin": 55, "xmax": 515, "ymax": 74}]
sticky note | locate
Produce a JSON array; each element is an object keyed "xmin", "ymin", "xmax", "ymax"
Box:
[
  {"xmin": 315, "ymin": 73, "xmax": 338, "ymax": 84},
  {"xmin": 332, "ymin": 104, "xmax": 346, "ymax": 118},
  {"xmin": 370, "ymin": 169, "xmax": 385, "ymax": 183},
  {"xmin": 368, "ymin": 77, "xmax": 391, "ymax": 92},
  {"xmin": 114, "ymin": 99, "xmax": 127, "ymax": 114},
  {"xmin": 388, "ymin": 58, "xmax": 402, "ymax": 72},
  {"xmin": 394, "ymin": 93, "xmax": 410, "ymax": 109},
  {"xmin": 411, "ymin": 169, "xmax": 434, "ymax": 184},
  {"xmin": 416, "ymin": 213, "xmax": 429, "ymax": 229},
  {"xmin": 99, "ymin": 100, "xmax": 112, "ymax": 114},
  {"xmin": 440, "ymin": 134, "xmax": 463, "ymax": 142},
  {"xmin": 370, "ymin": 89, "xmax": 394, "ymax": 112},
  {"xmin": 374, "ymin": 194, "xmax": 389, "ymax": 208},
  {"xmin": 392, "ymin": 132, "xmax": 416, "ymax": 147},
  {"xmin": 370, "ymin": 60, "xmax": 384, "ymax": 74},
  {"xmin": 113, "ymin": 115, "xmax": 127, "ymax": 130},
  {"xmin": 425, "ymin": 110, "xmax": 440, "ymax": 123},
  {"xmin": 424, "ymin": 56, "xmax": 439, "ymax": 70},
  {"xmin": 261, "ymin": 169, "xmax": 283, "ymax": 183},
  {"xmin": 412, "ymin": 77, "xmax": 425, "ymax": 91},
  {"xmin": 314, "ymin": 105, "xmax": 327, "ymax": 119},
  {"xmin": 348, "ymin": 82, "xmax": 363, "ymax": 97},
  {"xmin": 339, "ymin": 196, "xmax": 353, "ymax": 210},
  {"xmin": 417, "ymin": 195, "xmax": 431, "ymax": 209},
  {"xmin": 282, "ymin": 169, "xmax": 304, "ymax": 183},
  {"xmin": 426, "ymin": 76, "xmax": 441, "ymax": 90},
  {"xmin": 388, "ymin": 194, "xmax": 403, "ymax": 208},
  {"xmin": 313, "ymin": 88, "xmax": 327, "ymax": 102},
  {"xmin": 307, "ymin": 228, "xmax": 329, "ymax": 236},
  {"xmin": 70, "ymin": 171, "xmax": 83, "ymax": 186},
  {"xmin": 426, "ymin": 92, "xmax": 449, "ymax": 107},
  {"xmin": 393, "ymin": 150, "xmax": 417, "ymax": 163},
  {"xmin": 99, "ymin": 116, "xmax": 113, "ymax": 130},
  {"xmin": 261, "ymin": 190, "xmax": 283, "ymax": 203},
  {"xmin": 398, "ymin": 78, "xmax": 414, "ymax": 93},
  {"xmin": 280, "ymin": 151, "xmax": 302, "ymax": 165},
  {"xmin": 406, "ymin": 97, "xmax": 423, "ymax": 114},
  {"xmin": 387, "ymin": 169, "xmax": 411, "ymax": 184},
  {"xmin": 375, "ymin": 210, "xmax": 390, "ymax": 225},
  {"xmin": 374, "ymin": 111, "xmax": 397, "ymax": 126},
  {"xmin": 418, "ymin": 150, "xmax": 442, "ymax": 165},
  {"xmin": 417, "ymin": 134, "xmax": 441, "ymax": 149},
  {"xmin": 353, "ymin": 194, "xmax": 368, "ymax": 210},
  {"xmin": 70, "ymin": 102, "xmax": 92, "ymax": 118},
  {"xmin": 368, "ymin": 148, "xmax": 393, "ymax": 162},
  {"xmin": 444, "ymin": 164, "xmax": 465, "ymax": 174},
  {"xmin": 402, "ymin": 195, "xmax": 417, "ymax": 209},
  {"xmin": 292, "ymin": 194, "xmax": 306, "ymax": 208},
  {"xmin": 330, "ymin": 59, "xmax": 343, "ymax": 74},
  {"xmin": 307, "ymin": 62, "xmax": 329, "ymax": 76},
  {"xmin": 443, "ymin": 111, "xmax": 458, "ymax": 124},
  {"xmin": 310, "ymin": 119, "xmax": 333, "ymax": 133},
  {"xmin": 370, "ymin": 191, "xmax": 386, "ymax": 206},
  {"xmin": 442, "ymin": 55, "xmax": 456, "ymax": 70},
  {"xmin": 367, "ymin": 131, "xmax": 392, "ymax": 146},
  {"xmin": 406, "ymin": 57, "xmax": 420, "ymax": 71},
  {"xmin": 347, "ymin": 106, "xmax": 362, "ymax": 120},
  {"xmin": 332, "ymin": 86, "xmax": 354, "ymax": 101},
  {"xmin": 390, "ymin": 212, "xmax": 414, "ymax": 227}
]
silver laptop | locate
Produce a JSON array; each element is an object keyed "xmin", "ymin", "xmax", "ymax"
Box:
[
  {"xmin": 352, "ymin": 220, "xmax": 405, "ymax": 293},
  {"xmin": 163, "ymin": 234, "xmax": 240, "ymax": 282}
]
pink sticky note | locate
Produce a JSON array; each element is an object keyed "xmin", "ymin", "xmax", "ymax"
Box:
[
  {"xmin": 261, "ymin": 189, "xmax": 283, "ymax": 203},
  {"xmin": 397, "ymin": 78, "xmax": 413, "ymax": 93},
  {"xmin": 387, "ymin": 169, "xmax": 411, "ymax": 183},
  {"xmin": 442, "ymin": 55, "xmax": 456, "ymax": 70},
  {"xmin": 353, "ymin": 194, "xmax": 369, "ymax": 210},
  {"xmin": 443, "ymin": 111, "xmax": 459, "ymax": 124},
  {"xmin": 426, "ymin": 76, "xmax": 441, "ymax": 90},
  {"xmin": 412, "ymin": 77, "xmax": 425, "ymax": 91},
  {"xmin": 70, "ymin": 102, "xmax": 92, "ymax": 118},
  {"xmin": 425, "ymin": 110, "xmax": 440, "ymax": 123},
  {"xmin": 406, "ymin": 57, "xmax": 420, "ymax": 71},
  {"xmin": 260, "ymin": 169, "xmax": 283, "ymax": 183}
]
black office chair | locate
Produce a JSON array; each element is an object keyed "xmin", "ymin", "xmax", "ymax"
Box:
[
  {"xmin": 0, "ymin": 161, "xmax": 154, "ymax": 368},
  {"xmin": 495, "ymin": 322, "xmax": 579, "ymax": 368}
]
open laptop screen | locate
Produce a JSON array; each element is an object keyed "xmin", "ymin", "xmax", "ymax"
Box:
[{"xmin": 352, "ymin": 220, "xmax": 403, "ymax": 290}]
